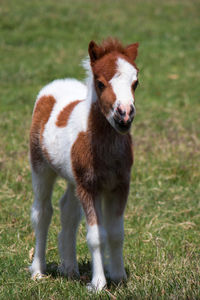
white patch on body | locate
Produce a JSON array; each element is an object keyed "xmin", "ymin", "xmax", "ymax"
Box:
[
  {"xmin": 38, "ymin": 79, "xmax": 91, "ymax": 181},
  {"xmin": 35, "ymin": 78, "xmax": 87, "ymax": 107}
]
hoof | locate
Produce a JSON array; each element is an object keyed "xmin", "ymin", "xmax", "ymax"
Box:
[
  {"xmin": 31, "ymin": 271, "xmax": 46, "ymax": 280},
  {"xmin": 29, "ymin": 264, "xmax": 46, "ymax": 280},
  {"xmin": 110, "ymin": 272, "xmax": 127, "ymax": 284},
  {"xmin": 58, "ymin": 265, "xmax": 80, "ymax": 279},
  {"xmin": 86, "ymin": 278, "xmax": 106, "ymax": 293}
]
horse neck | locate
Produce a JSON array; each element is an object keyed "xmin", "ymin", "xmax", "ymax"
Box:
[{"xmin": 88, "ymin": 100, "xmax": 128, "ymax": 149}]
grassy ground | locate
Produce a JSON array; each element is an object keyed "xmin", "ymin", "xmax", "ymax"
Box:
[{"xmin": 0, "ymin": 0, "xmax": 200, "ymax": 299}]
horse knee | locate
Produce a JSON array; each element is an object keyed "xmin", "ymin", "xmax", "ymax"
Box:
[
  {"xmin": 31, "ymin": 202, "xmax": 53, "ymax": 227},
  {"xmin": 107, "ymin": 228, "xmax": 124, "ymax": 247}
]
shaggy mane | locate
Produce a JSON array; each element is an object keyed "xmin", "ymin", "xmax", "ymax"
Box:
[{"xmin": 97, "ymin": 37, "xmax": 127, "ymax": 57}]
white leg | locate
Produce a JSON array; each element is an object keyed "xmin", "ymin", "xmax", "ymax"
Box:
[
  {"xmin": 58, "ymin": 184, "xmax": 82, "ymax": 277},
  {"xmin": 76, "ymin": 186, "xmax": 106, "ymax": 292},
  {"xmin": 87, "ymin": 224, "xmax": 107, "ymax": 292},
  {"xmin": 103, "ymin": 191, "xmax": 128, "ymax": 283},
  {"xmin": 30, "ymin": 167, "xmax": 56, "ymax": 278}
]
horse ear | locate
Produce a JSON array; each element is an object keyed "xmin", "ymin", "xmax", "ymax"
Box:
[
  {"xmin": 88, "ymin": 41, "xmax": 101, "ymax": 63},
  {"xmin": 125, "ymin": 42, "xmax": 139, "ymax": 61}
]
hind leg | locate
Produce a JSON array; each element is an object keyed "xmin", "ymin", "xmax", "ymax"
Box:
[
  {"xmin": 58, "ymin": 184, "xmax": 82, "ymax": 278},
  {"xmin": 30, "ymin": 166, "xmax": 56, "ymax": 278}
]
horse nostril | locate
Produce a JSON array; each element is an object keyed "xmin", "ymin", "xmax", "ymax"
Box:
[{"xmin": 117, "ymin": 106, "xmax": 126, "ymax": 117}]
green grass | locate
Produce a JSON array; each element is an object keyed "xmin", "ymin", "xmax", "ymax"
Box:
[{"xmin": 0, "ymin": 0, "xmax": 200, "ymax": 298}]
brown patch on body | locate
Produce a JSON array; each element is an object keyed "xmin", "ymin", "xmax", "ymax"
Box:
[
  {"xmin": 30, "ymin": 95, "xmax": 56, "ymax": 171},
  {"xmin": 71, "ymin": 103, "xmax": 133, "ymax": 225},
  {"xmin": 56, "ymin": 100, "xmax": 82, "ymax": 127}
]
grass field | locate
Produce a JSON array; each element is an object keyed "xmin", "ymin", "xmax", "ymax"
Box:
[{"xmin": 0, "ymin": 0, "xmax": 200, "ymax": 298}]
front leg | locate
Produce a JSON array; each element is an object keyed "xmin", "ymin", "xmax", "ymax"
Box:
[
  {"xmin": 103, "ymin": 184, "xmax": 129, "ymax": 283},
  {"xmin": 77, "ymin": 186, "xmax": 106, "ymax": 292}
]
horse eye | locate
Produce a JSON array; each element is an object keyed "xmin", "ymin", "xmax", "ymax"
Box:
[
  {"xmin": 97, "ymin": 80, "xmax": 105, "ymax": 91},
  {"xmin": 132, "ymin": 80, "xmax": 139, "ymax": 91}
]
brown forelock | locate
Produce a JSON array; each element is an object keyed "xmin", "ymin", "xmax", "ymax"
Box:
[
  {"xmin": 71, "ymin": 102, "xmax": 133, "ymax": 225},
  {"xmin": 91, "ymin": 37, "xmax": 139, "ymax": 72},
  {"xmin": 56, "ymin": 100, "xmax": 83, "ymax": 127},
  {"xmin": 93, "ymin": 37, "xmax": 127, "ymax": 61},
  {"xmin": 30, "ymin": 95, "xmax": 56, "ymax": 170}
]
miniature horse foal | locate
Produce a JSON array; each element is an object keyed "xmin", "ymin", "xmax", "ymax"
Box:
[{"xmin": 29, "ymin": 38, "xmax": 139, "ymax": 291}]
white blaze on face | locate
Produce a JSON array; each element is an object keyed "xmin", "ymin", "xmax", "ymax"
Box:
[{"xmin": 109, "ymin": 57, "xmax": 138, "ymax": 108}]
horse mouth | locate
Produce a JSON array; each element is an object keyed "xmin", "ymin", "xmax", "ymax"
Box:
[{"xmin": 114, "ymin": 118, "xmax": 132, "ymax": 134}]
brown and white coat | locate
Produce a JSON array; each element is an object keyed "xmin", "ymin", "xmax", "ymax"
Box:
[{"xmin": 29, "ymin": 38, "xmax": 139, "ymax": 291}]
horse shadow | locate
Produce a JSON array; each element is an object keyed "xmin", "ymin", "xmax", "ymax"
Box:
[{"xmin": 45, "ymin": 260, "xmax": 130, "ymax": 289}]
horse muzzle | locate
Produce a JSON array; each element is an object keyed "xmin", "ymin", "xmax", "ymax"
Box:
[{"xmin": 113, "ymin": 104, "xmax": 135, "ymax": 133}]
